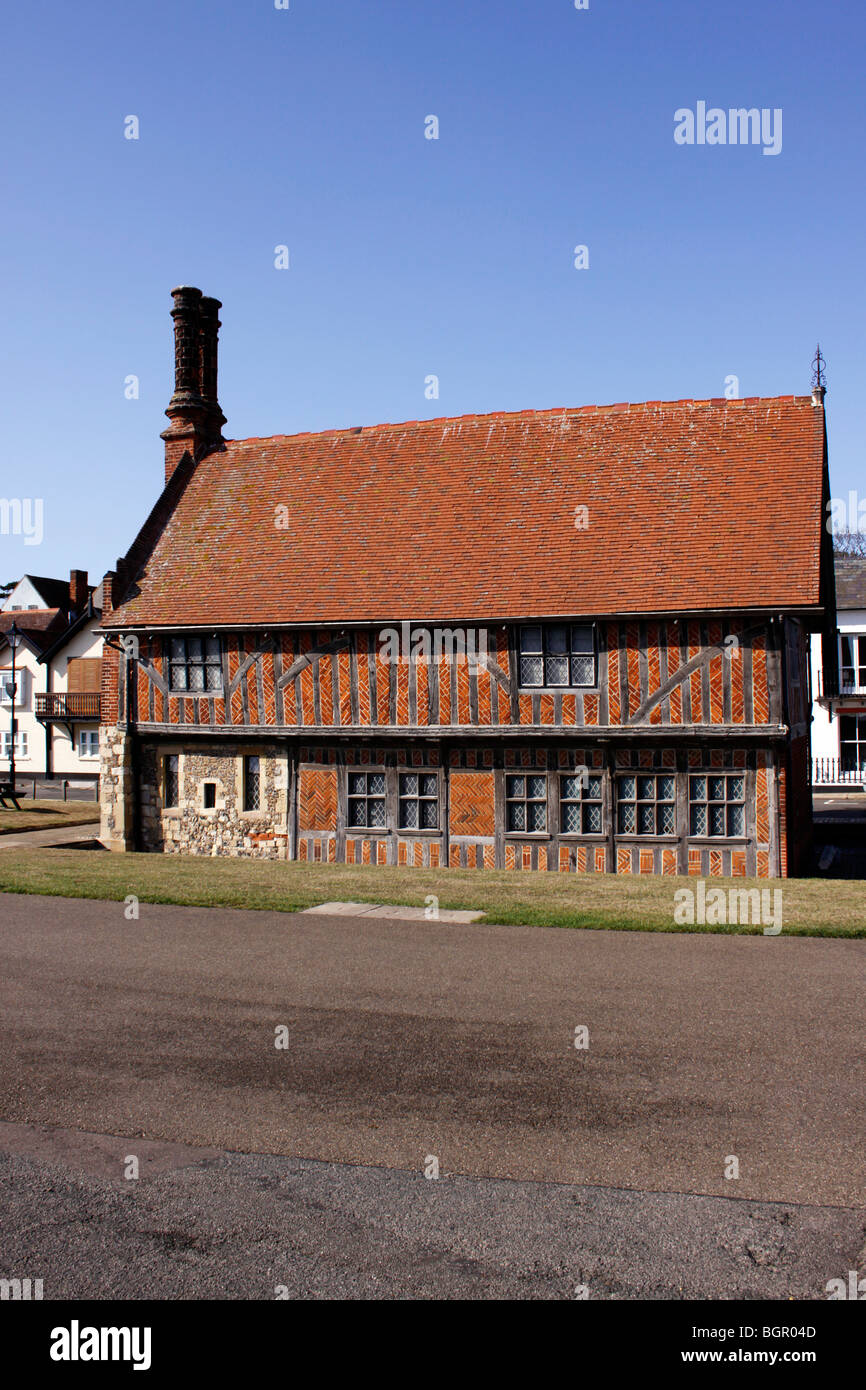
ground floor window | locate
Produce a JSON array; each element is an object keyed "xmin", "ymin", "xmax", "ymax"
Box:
[
  {"xmin": 0, "ymin": 730, "xmax": 28, "ymax": 759},
  {"xmin": 348, "ymin": 771, "xmax": 386, "ymax": 828},
  {"xmin": 840, "ymin": 714, "xmax": 866, "ymax": 772},
  {"xmin": 617, "ymin": 774, "xmax": 675, "ymax": 835},
  {"xmin": 506, "ymin": 774, "xmax": 547, "ymax": 832},
  {"xmin": 689, "ymin": 774, "xmax": 746, "ymax": 837},
  {"xmin": 560, "ymin": 771, "xmax": 603, "ymax": 834},
  {"xmin": 398, "ymin": 772, "xmax": 438, "ymax": 829},
  {"xmin": 243, "ymin": 755, "xmax": 260, "ymax": 811},
  {"xmin": 163, "ymin": 754, "xmax": 179, "ymax": 808},
  {"xmin": 78, "ymin": 730, "xmax": 99, "ymax": 758}
]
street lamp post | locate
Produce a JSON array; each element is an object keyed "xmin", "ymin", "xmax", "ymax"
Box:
[{"xmin": 6, "ymin": 621, "xmax": 21, "ymax": 795}]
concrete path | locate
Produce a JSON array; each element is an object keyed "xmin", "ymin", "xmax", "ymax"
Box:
[
  {"xmin": 0, "ymin": 822, "xmax": 100, "ymax": 850},
  {"xmin": 0, "ymin": 893, "xmax": 863, "ymax": 1209}
]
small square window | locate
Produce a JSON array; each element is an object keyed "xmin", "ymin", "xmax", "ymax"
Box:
[{"xmin": 202, "ymin": 782, "xmax": 216, "ymax": 809}]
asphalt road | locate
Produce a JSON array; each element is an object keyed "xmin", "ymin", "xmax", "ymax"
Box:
[
  {"xmin": 0, "ymin": 892, "xmax": 864, "ymax": 1207},
  {"xmin": 1, "ymin": 1121, "xmax": 862, "ymax": 1300}
]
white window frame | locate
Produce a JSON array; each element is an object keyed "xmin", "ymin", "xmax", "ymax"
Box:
[
  {"xmin": 0, "ymin": 730, "xmax": 29, "ymax": 759},
  {"xmin": 0, "ymin": 668, "xmax": 29, "ymax": 706},
  {"xmin": 78, "ymin": 729, "xmax": 100, "ymax": 759}
]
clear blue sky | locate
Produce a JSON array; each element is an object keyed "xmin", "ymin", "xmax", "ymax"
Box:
[{"xmin": 1, "ymin": 0, "xmax": 863, "ymax": 584}]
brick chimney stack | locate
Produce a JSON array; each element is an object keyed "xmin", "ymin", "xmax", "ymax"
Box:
[
  {"xmin": 69, "ymin": 569, "xmax": 88, "ymax": 612},
  {"xmin": 160, "ymin": 286, "xmax": 226, "ymax": 483}
]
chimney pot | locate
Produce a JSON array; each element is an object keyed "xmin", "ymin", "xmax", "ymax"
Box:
[{"xmin": 161, "ymin": 286, "xmax": 226, "ymax": 483}]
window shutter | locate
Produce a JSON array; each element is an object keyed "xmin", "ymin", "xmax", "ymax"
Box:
[{"xmin": 68, "ymin": 658, "xmax": 101, "ymax": 692}]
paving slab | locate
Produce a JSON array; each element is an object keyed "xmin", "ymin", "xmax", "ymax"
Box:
[{"xmin": 302, "ymin": 900, "xmax": 483, "ymax": 923}]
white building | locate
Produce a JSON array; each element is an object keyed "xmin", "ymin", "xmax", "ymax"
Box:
[
  {"xmin": 810, "ymin": 556, "xmax": 866, "ymax": 785},
  {"xmin": 0, "ymin": 572, "xmax": 104, "ymax": 791}
]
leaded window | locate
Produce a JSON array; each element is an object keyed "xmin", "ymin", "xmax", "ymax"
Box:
[
  {"xmin": 398, "ymin": 772, "xmax": 438, "ymax": 829},
  {"xmin": 348, "ymin": 771, "xmax": 386, "ymax": 828},
  {"xmin": 243, "ymin": 755, "xmax": 260, "ymax": 812},
  {"xmin": 560, "ymin": 771, "xmax": 604, "ymax": 834},
  {"xmin": 689, "ymin": 774, "xmax": 745, "ymax": 837},
  {"xmin": 506, "ymin": 774, "xmax": 547, "ymax": 832},
  {"xmin": 617, "ymin": 773, "xmax": 676, "ymax": 835},
  {"xmin": 164, "ymin": 754, "xmax": 179, "ymax": 808},
  {"xmin": 519, "ymin": 624, "xmax": 595, "ymax": 688},
  {"xmin": 167, "ymin": 636, "xmax": 223, "ymax": 693}
]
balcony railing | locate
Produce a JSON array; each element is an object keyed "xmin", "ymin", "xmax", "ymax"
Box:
[
  {"xmin": 816, "ymin": 670, "xmax": 866, "ymax": 699},
  {"xmin": 35, "ymin": 692, "xmax": 101, "ymax": 720},
  {"xmin": 811, "ymin": 757, "xmax": 866, "ymax": 787}
]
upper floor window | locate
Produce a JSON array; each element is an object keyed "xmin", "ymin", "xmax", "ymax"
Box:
[
  {"xmin": 167, "ymin": 636, "xmax": 222, "ymax": 693},
  {"xmin": 839, "ymin": 635, "xmax": 866, "ymax": 692},
  {"xmin": 519, "ymin": 624, "xmax": 595, "ymax": 688},
  {"xmin": 0, "ymin": 668, "xmax": 29, "ymax": 706}
]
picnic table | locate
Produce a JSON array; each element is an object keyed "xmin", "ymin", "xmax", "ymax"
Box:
[{"xmin": 0, "ymin": 782, "xmax": 21, "ymax": 809}]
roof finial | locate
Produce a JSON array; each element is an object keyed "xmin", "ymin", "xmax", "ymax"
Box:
[{"xmin": 811, "ymin": 344, "xmax": 827, "ymax": 405}]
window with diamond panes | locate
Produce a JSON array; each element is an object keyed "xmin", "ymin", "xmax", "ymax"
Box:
[
  {"xmin": 560, "ymin": 772, "xmax": 604, "ymax": 834},
  {"xmin": 163, "ymin": 754, "xmax": 179, "ymax": 808},
  {"xmin": 518, "ymin": 624, "xmax": 595, "ymax": 688},
  {"xmin": 506, "ymin": 774, "xmax": 547, "ymax": 832},
  {"xmin": 167, "ymin": 636, "xmax": 222, "ymax": 693},
  {"xmin": 617, "ymin": 773, "xmax": 676, "ymax": 835},
  {"xmin": 348, "ymin": 771, "xmax": 386, "ymax": 828},
  {"xmin": 243, "ymin": 755, "xmax": 260, "ymax": 812},
  {"xmin": 689, "ymin": 774, "xmax": 745, "ymax": 837},
  {"xmin": 398, "ymin": 772, "xmax": 438, "ymax": 829}
]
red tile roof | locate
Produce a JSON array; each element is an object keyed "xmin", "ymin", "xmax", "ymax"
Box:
[{"xmin": 109, "ymin": 396, "xmax": 827, "ymax": 627}]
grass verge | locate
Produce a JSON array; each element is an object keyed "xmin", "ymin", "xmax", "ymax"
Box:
[{"xmin": 0, "ymin": 848, "xmax": 864, "ymax": 936}]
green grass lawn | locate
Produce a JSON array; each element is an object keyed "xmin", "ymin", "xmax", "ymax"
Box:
[
  {"xmin": 0, "ymin": 847, "xmax": 863, "ymax": 937},
  {"xmin": 0, "ymin": 800, "xmax": 100, "ymax": 835}
]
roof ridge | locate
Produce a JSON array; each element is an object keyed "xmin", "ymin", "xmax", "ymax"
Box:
[{"xmin": 224, "ymin": 394, "xmax": 815, "ymax": 448}]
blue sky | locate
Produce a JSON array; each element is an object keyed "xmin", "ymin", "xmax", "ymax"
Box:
[{"xmin": 1, "ymin": 0, "xmax": 863, "ymax": 583}]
